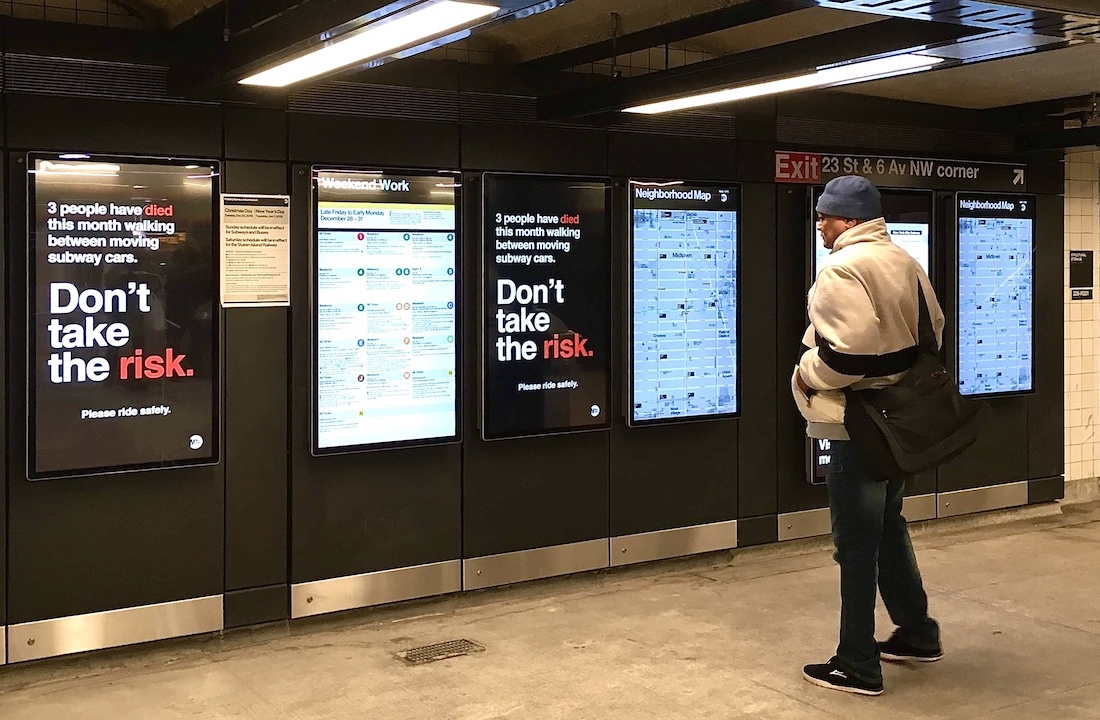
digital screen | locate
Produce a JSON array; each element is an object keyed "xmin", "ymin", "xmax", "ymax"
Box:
[
  {"xmin": 628, "ymin": 180, "xmax": 739, "ymax": 425},
  {"xmin": 812, "ymin": 189, "xmax": 932, "ymax": 278},
  {"xmin": 481, "ymin": 173, "xmax": 611, "ymax": 440},
  {"xmin": 956, "ymin": 193, "xmax": 1035, "ymax": 397},
  {"xmin": 28, "ymin": 154, "xmax": 219, "ymax": 479},
  {"xmin": 312, "ymin": 168, "xmax": 459, "ymax": 453}
]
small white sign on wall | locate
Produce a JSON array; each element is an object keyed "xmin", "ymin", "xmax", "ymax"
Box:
[{"xmin": 220, "ymin": 194, "xmax": 291, "ymax": 307}]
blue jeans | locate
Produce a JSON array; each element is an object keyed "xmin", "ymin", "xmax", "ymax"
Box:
[{"xmin": 826, "ymin": 439, "xmax": 940, "ymax": 682}]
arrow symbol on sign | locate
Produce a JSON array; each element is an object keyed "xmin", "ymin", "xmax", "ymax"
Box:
[{"xmin": 1013, "ymin": 169, "xmax": 1025, "ymax": 186}]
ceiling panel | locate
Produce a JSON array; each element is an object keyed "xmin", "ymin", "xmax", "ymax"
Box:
[
  {"xmin": 840, "ymin": 42, "xmax": 1100, "ymax": 108},
  {"xmin": 676, "ymin": 7, "xmax": 881, "ymax": 57},
  {"xmin": 472, "ymin": 0, "xmax": 759, "ymax": 60},
  {"xmin": 149, "ymin": 0, "xmax": 218, "ymax": 25}
]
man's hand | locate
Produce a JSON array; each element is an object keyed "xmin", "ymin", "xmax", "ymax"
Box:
[{"xmin": 795, "ymin": 369, "xmax": 815, "ymax": 397}]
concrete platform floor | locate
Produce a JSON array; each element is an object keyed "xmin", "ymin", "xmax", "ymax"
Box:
[{"xmin": 4, "ymin": 501, "xmax": 1100, "ymax": 719}]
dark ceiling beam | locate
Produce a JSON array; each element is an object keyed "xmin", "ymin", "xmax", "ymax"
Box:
[
  {"xmin": 522, "ymin": 0, "xmax": 817, "ymax": 71},
  {"xmin": 537, "ymin": 18, "xmax": 983, "ymax": 120},
  {"xmin": 168, "ymin": 0, "xmax": 388, "ymax": 97},
  {"xmin": 1017, "ymin": 124, "xmax": 1100, "ymax": 152}
]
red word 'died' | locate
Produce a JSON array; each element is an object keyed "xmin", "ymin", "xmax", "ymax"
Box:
[{"xmin": 143, "ymin": 203, "xmax": 174, "ymax": 217}]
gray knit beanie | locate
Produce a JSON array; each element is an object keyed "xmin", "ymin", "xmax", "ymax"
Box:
[{"xmin": 816, "ymin": 175, "xmax": 882, "ymax": 220}]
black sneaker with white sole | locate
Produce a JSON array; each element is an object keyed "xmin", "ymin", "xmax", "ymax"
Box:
[
  {"xmin": 879, "ymin": 631, "xmax": 944, "ymax": 663},
  {"xmin": 802, "ymin": 657, "xmax": 884, "ymax": 696}
]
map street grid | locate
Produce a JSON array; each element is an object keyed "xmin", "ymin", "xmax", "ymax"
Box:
[
  {"xmin": 632, "ymin": 207, "xmax": 738, "ymax": 423},
  {"xmin": 957, "ymin": 215, "xmax": 1034, "ymax": 395}
]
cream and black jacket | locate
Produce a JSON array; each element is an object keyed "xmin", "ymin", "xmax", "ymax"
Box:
[{"xmin": 792, "ymin": 217, "xmax": 945, "ymax": 440}]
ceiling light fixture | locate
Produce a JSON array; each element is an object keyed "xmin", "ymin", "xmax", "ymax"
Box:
[
  {"xmin": 240, "ymin": 0, "xmax": 499, "ymax": 88},
  {"xmin": 623, "ymin": 53, "xmax": 944, "ymax": 115}
]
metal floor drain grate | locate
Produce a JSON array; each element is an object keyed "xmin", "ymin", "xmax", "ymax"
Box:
[{"xmin": 396, "ymin": 639, "xmax": 485, "ymax": 666}]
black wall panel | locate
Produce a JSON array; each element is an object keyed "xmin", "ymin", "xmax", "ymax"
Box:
[
  {"xmin": 224, "ymin": 161, "xmax": 290, "ymax": 196},
  {"xmin": 288, "ymin": 114, "xmax": 460, "ymax": 168},
  {"xmin": 6, "ymin": 95, "xmax": 221, "ymax": 158},
  {"xmin": 775, "ymin": 185, "xmax": 827, "ymax": 513},
  {"xmin": 460, "ymin": 171, "xmax": 610, "ymax": 558},
  {"xmin": 609, "ymin": 421, "xmax": 738, "ymax": 536},
  {"xmin": 0, "ymin": 70, "xmax": 1068, "ymax": 634},
  {"xmin": 225, "ymin": 107, "xmax": 288, "ymax": 162},
  {"xmin": 461, "ymin": 124, "xmax": 607, "ymax": 174},
  {"xmin": 608, "ymin": 133, "xmax": 736, "ymax": 181},
  {"xmin": 288, "ymin": 167, "xmax": 461, "ymax": 584},
  {"xmin": 0, "ymin": 153, "xmax": 6, "ymax": 630},
  {"xmin": 1029, "ymin": 192, "xmax": 1065, "ymax": 480},
  {"xmin": 937, "ymin": 397, "xmax": 1030, "ymax": 493},
  {"xmin": 738, "ymin": 182, "xmax": 778, "ymax": 517},
  {"xmin": 222, "ymin": 161, "xmax": 290, "ymax": 598},
  {"xmin": 608, "ymin": 175, "xmax": 738, "ymax": 536},
  {"xmin": 5, "ymin": 97, "xmax": 225, "ymax": 621},
  {"xmin": 606, "ymin": 138, "xmax": 740, "ymax": 538},
  {"xmin": 937, "ymin": 187, "xmax": 1057, "ymax": 494}
]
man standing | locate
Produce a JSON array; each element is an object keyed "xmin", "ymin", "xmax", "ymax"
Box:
[{"xmin": 792, "ymin": 176, "xmax": 944, "ymax": 696}]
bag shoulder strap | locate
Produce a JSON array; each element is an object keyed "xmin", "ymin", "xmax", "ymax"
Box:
[{"xmin": 915, "ymin": 282, "xmax": 938, "ymax": 356}]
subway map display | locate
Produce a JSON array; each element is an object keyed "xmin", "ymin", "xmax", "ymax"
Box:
[
  {"xmin": 956, "ymin": 193, "xmax": 1035, "ymax": 396},
  {"xmin": 629, "ymin": 181, "xmax": 739, "ymax": 425}
]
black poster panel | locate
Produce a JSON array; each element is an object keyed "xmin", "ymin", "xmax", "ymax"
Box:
[
  {"xmin": 955, "ymin": 192, "xmax": 1036, "ymax": 398},
  {"xmin": 481, "ymin": 173, "xmax": 612, "ymax": 440},
  {"xmin": 28, "ymin": 154, "xmax": 219, "ymax": 479}
]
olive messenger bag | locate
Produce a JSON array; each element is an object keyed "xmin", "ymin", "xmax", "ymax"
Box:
[{"xmin": 842, "ymin": 288, "xmax": 992, "ymax": 477}]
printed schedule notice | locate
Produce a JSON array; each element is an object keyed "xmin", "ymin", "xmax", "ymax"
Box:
[{"xmin": 313, "ymin": 171, "xmax": 458, "ymax": 451}]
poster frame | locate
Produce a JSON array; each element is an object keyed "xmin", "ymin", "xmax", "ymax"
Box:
[
  {"xmin": 954, "ymin": 190, "xmax": 1037, "ymax": 399},
  {"xmin": 25, "ymin": 151, "xmax": 222, "ymax": 480},
  {"xmin": 309, "ymin": 165, "xmax": 463, "ymax": 456},
  {"xmin": 479, "ymin": 171, "xmax": 613, "ymax": 441},
  {"xmin": 624, "ymin": 178, "xmax": 742, "ymax": 428}
]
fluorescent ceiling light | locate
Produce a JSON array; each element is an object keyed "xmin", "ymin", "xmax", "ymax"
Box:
[
  {"xmin": 623, "ymin": 53, "xmax": 944, "ymax": 114},
  {"xmin": 240, "ymin": 0, "xmax": 498, "ymax": 87}
]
